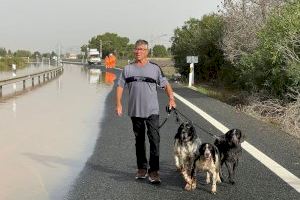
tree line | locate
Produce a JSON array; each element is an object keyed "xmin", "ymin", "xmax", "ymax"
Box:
[
  {"xmin": 81, "ymin": 32, "xmax": 170, "ymax": 59},
  {"xmin": 171, "ymin": 0, "xmax": 299, "ymax": 99}
]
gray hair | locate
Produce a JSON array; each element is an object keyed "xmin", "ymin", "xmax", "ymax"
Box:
[{"xmin": 135, "ymin": 39, "xmax": 148, "ymax": 49}]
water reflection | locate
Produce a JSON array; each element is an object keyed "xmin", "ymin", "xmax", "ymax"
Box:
[
  {"xmin": 103, "ymin": 71, "xmax": 116, "ymax": 85},
  {"xmin": 86, "ymin": 68, "xmax": 116, "ymax": 86},
  {"xmin": 88, "ymin": 69, "xmax": 102, "ymax": 84},
  {"xmin": 0, "ymin": 64, "xmax": 58, "ymax": 97},
  {"xmin": 12, "ymin": 99, "xmax": 16, "ymax": 116}
]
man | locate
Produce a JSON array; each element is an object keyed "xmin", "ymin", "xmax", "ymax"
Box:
[{"xmin": 116, "ymin": 39, "xmax": 176, "ymax": 184}]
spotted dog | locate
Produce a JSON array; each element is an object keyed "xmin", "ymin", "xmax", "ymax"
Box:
[
  {"xmin": 214, "ymin": 129, "xmax": 245, "ymax": 184},
  {"xmin": 185, "ymin": 143, "xmax": 222, "ymax": 194},
  {"xmin": 174, "ymin": 121, "xmax": 201, "ymax": 187}
]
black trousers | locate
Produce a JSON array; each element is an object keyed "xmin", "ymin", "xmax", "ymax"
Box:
[{"xmin": 131, "ymin": 114, "xmax": 160, "ymax": 172}]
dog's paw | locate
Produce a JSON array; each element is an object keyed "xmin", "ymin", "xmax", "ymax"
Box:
[
  {"xmin": 184, "ymin": 183, "xmax": 194, "ymax": 191},
  {"xmin": 211, "ymin": 184, "xmax": 217, "ymax": 194},
  {"xmin": 191, "ymin": 180, "xmax": 197, "ymax": 190}
]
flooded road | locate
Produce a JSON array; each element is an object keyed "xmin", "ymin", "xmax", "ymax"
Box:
[{"xmin": 0, "ymin": 64, "xmax": 116, "ymax": 200}]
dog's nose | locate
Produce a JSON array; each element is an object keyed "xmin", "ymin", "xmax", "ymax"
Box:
[{"xmin": 204, "ymin": 152, "xmax": 210, "ymax": 158}]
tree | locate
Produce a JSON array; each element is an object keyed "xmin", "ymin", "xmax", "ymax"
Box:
[
  {"xmin": 221, "ymin": 0, "xmax": 286, "ymax": 64},
  {"xmin": 0, "ymin": 48, "xmax": 7, "ymax": 57},
  {"xmin": 50, "ymin": 51, "xmax": 57, "ymax": 58},
  {"xmin": 14, "ymin": 50, "xmax": 31, "ymax": 57},
  {"xmin": 31, "ymin": 51, "xmax": 41, "ymax": 59},
  {"xmin": 81, "ymin": 44, "xmax": 88, "ymax": 57},
  {"xmin": 236, "ymin": 0, "xmax": 300, "ymax": 96},
  {"xmin": 87, "ymin": 32, "xmax": 132, "ymax": 58},
  {"xmin": 42, "ymin": 53, "xmax": 51, "ymax": 58},
  {"xmin": 152, "ymin": 45, "xmax": 168, "ymax": 57},
  {"xmin": 171, "ymin": 15, "xmax": 229, "ymax": 83},
  {"xmin": 220, "ymin": 0, "xmax": 300, "ymax": 97}
]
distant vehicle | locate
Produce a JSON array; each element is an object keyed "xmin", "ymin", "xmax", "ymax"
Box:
[{"xmin": 87, "ymin": 49, "xmax": 101, "ymax": 65}]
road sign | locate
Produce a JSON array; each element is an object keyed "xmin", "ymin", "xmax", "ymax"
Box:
[{"xmin": 186, "ymin": 56, "xmax": 198, "ymax": 64}]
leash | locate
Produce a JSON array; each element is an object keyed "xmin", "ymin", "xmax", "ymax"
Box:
[
  {"xmin": 158, "ymin": 107, "xmax": 172, "ymax": 129},
  {"xmin": 170, "ymin": 107, "xmax": 218, "ymax": 139},
  {"xmin": 157, "ymin": 106, "xmax": 179, "ymax": 129}
]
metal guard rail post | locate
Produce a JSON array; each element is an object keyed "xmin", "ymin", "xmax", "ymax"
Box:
[{"xmin": 0, "ymin": 66, "xmax": 63, "ymax": 96}]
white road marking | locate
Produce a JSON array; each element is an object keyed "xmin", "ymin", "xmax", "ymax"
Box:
[{"xmin": 174, "ymin": 92, "xmax": 300, "ymax": 193}]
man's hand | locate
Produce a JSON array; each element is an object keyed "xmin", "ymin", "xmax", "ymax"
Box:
[
  {"xmin": 169, "ymin": 97, "xmax": 176, "ymax": 110},
  {"xmin": 116, "ymin": 86, "xmax": 124, "ymax": 117},
  {"xmin": 116, "ymin": 104, "xmax": 123, "ymax": 116}
]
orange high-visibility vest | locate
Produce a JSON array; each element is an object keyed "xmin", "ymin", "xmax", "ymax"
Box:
[
  {"xmin": 109, "ymin": 55, "xmax": 116, "ymax": 68},
  {"xmin": 104, "ymin": 56, "xmax": 109, "ymax": 68}
]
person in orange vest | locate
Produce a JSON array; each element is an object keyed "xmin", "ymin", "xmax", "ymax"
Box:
[
  {"xmin": 104, "ymin": 55, "xmax": 110, "ymax": 68},
  {"xmin": 108, "ymin": 53, "xmax": 116, "ymax": 68}
]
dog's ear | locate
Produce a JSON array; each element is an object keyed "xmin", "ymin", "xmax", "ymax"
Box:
[
  {"xmin": 211, "ymin": 145, "xmax": 217, "ymax": 163},
  {"xmin": 214, "ymin": 136, "xmax": 222, "ymax": 145},
  {"xmin": 237, "ymin": 129, "xmax": 245, "ymax": 143},
  {"xmin": 226, "ymin": 129, "xmax": 235, "ymax": 139},
  {"xmin": 198, "ymin": 144, "xmax": 205, "ymax": 155},
  {"xmin": 177, "ymin": 123, "xmax": 184, "ymax": 132},
  {"xmin": 190, "ymin": 124, "xmax": 196, "ymax": 135}
]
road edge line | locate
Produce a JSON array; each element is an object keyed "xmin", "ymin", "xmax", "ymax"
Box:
[{"xmin": 174, "ymin": 92, "xmax": 300, "ymax": 193}]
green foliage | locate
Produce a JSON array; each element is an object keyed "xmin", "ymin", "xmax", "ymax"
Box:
[
  {"xmin": 50, "ymin": 51, "xmax": 57, "ymax": 58},
  {"xmin": 152, "ymin": 45, "xmax": 168, "ymax": 57},
  {"xmin": 171, "ymin": 15, "xmax": 231, "ymax": 84},
  {"xmin": 14, "ymin": 50, "xmax": 31, "ymax": 57},
  {"xmin": 0, "ymin": 57, "xmax": 26, "ymax": 71},
  {"xmin": 86, "ymin": 32, "xmax": 132, "ymax": 59},
  {"xmin": 236, "ymin": 0, "xmax": 300, "ymax": 97},
  {"xmin": 0, "ymin": 48, "xmax": 7, "ymax": 57},
  {"xmin": 31, "ymin": 51, "xmax": 42, "ymax": 59}
]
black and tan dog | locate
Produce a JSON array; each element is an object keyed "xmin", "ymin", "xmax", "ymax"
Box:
[
  {"xmin": 174, "ymin": 121, "xmax": 201, "ymax": 186},
  {"xmin": 184, "ymin": 143, "xmax": 222, "ymax": 194},
  {"xmin": 214, "ymin": 128, "xmax": 245, "ymax": 184}
]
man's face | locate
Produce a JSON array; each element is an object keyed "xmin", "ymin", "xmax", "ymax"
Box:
[{"xmin": 134, "ymin": 44, "xmax": 148, "ymax": 61}]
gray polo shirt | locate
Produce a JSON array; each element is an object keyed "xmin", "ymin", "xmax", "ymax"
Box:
[{"xmin": 117, "ymin": 61, "xmax": 169, "ymax": 118}]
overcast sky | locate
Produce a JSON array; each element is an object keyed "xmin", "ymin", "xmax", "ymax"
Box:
[{"xmin": 0, "ymin": 0, "xmax": 222, "ymax": 53}]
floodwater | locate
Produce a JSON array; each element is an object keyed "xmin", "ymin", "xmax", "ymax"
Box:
[{"xmin": 0, "ymin": 64, "xmax": 116, "ymax": 200}]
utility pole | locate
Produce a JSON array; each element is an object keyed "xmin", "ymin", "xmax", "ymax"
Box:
[
  {"xmin": 57, "ymin": 44, "xmax": 61, "ymax": 67},
  {"xmin": 100, "ymin": 40, "xmax": 103, "ymax": 58}
]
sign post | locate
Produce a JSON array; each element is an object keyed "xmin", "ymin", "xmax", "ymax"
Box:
[{"xmin": 186, "ymin": 56, "xmax": 198, "ymax": 87}]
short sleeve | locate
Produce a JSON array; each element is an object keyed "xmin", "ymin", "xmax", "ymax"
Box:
[
  {"xmin": 117, "ymin": 70, "xmax": 126, "ymax": 88},
  {"xmin": 157, "ymin": 68, "xmax": 169, "ymax": 88}
]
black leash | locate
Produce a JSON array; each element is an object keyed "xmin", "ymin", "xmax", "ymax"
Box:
[
  {"xmin": 158, "ymin": 110, "xmax": 171, "ymax": 129},
  {"xmin": 168, "ymin": 107, "xmax": 218, "ymax": 139},
  {"xmin": 158, "ymin": 106, "xmax": 179, "ymax": 129}
]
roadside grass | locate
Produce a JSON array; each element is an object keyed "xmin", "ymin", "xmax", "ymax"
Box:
[
  {"xmin": 0, "ymin": 57, "xmax": 27, "ymax": 71},
  {"xmin": 191, "ymin": 84, "xmax": 236, "ymax": 102},
  {"xmin": 191, "ymin": 83, "xmax": 300, "ymax": 139}
]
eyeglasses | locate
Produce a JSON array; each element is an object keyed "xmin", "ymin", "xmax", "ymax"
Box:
[{"xmin": 134, "ymin": 48, "xmax": 148, "ymax": 52}]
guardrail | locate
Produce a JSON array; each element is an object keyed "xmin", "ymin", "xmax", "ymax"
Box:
[{"xmin": 0, "ymin": 66, "xmax": 63, "ymax": 96}]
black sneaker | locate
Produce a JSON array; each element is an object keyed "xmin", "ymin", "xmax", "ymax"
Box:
[
  {"xmin": 148, "ymin": 171, "xmax": 161, "ymax": 184},
  {"xmin": 135, "ymin": 169, "xmax": 148, "ymax": 179}
]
